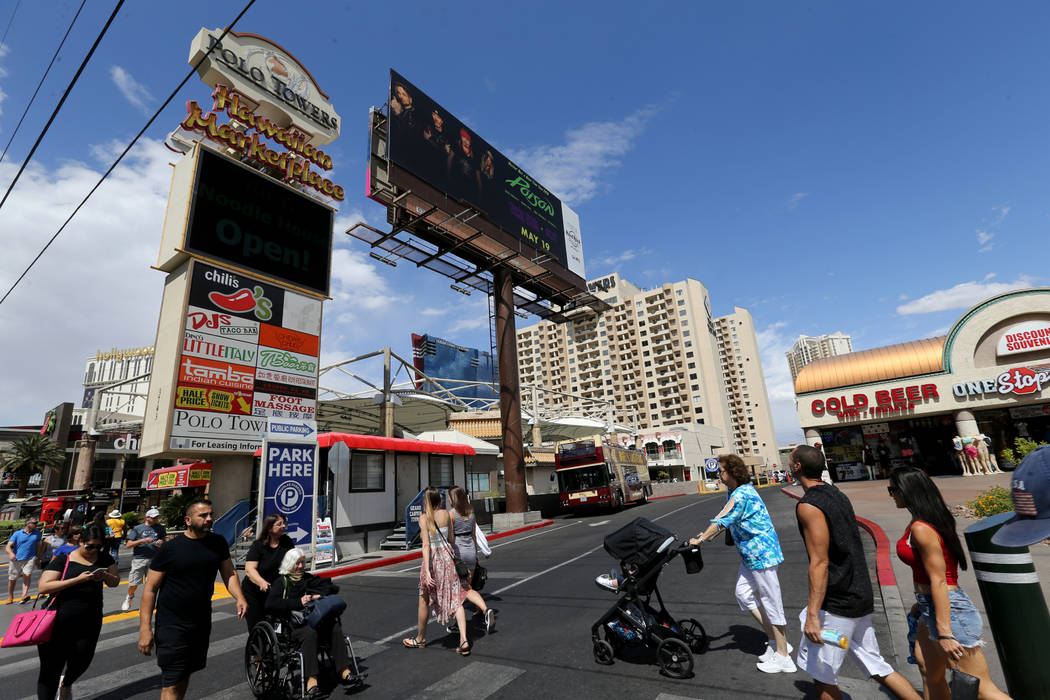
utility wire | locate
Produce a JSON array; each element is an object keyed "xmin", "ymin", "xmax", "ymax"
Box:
[
  {"xmin": 0, "ymin": 1, "xmax": 20, "ymax": 48},
  {"xmin": 0, "ymin": 0, "xmax": 87, "ymax": 166},
  {"xmin": 0, "ymin": 0, "xmax": 124, "ymax": 213},
  {"xmin": 0, "ymin": 0, "xmax": 258, "ymax": 307}
]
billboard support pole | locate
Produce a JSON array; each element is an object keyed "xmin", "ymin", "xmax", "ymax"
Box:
[
  {"xmin": 383, "ymin": 347, "xmax": 394, "ymax": 438},
  {"xmin": 494, "ymin": 268, "xmax": 526, "ymax": 513}
]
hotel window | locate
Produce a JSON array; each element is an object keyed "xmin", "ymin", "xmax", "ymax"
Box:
[
  {"xmin": 350, "ymin": 452, "xmax": 385, "ymax": 491},
  {"xmin": 468, "ymin": 472, "xmax": 490, "ymax": 494}
]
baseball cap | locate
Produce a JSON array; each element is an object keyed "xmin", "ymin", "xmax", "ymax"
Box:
[
  {"xmin": 109, "ymin": 509, "xmax": 121, "ymax": 518},
  {"xmin": 145, "ymin": 508, "xmax": 161, "ymax": 518},
  {"xmin": 992, "ymin": 445, "xmax": 1050, "ymax": 547}
]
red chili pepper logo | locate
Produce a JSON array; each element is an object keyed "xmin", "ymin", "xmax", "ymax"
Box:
[{"xmin": 209, "ymin": 288, "xmax": 256, "ymax": 313}]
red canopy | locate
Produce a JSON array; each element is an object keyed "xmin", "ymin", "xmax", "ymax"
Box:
[{"xmin": 253, "ymin": 432, "xmax": 475, "ymax": 457}]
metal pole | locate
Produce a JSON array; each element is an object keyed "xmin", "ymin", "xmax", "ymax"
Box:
[
  {"xmin": 493, "ymin": 268, "xmax": 526, "ymax": 513},
  {"xmin": 382, "ymin": 347, "xmax": 394, "ymax": 438},
  {"xmin": 964, "ymin": 511, "xmax": 1050, "ymax": 698}
]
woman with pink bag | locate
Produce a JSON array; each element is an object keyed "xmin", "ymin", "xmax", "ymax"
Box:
[{"xmin": 34, "ymin": 524, "xmax": 119, "ymax": 700}]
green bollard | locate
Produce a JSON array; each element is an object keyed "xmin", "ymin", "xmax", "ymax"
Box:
[{"xmin": 964, "ymin": 511, "xmax": 1050, "ymax": 698}]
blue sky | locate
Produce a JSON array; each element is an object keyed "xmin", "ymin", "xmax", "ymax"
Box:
[{"xmin": 0, "ymin": 1, "xmax": 1048, "ymax": 443}]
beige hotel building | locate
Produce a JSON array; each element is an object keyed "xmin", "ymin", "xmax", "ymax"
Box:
[{"xmin": 515, "ymin": 273, "xmax": 779, "ymax": 465}]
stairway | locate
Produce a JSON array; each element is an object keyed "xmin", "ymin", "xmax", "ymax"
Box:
[{"xmin": 379, "ymin": 524, "xmax": 420, "ymax": 550}]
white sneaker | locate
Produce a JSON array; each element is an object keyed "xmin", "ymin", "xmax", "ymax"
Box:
[
  {"xmin": 594, "ymin": 574, "xmax": 619, "ymax": 591},
  {"xmin": 756, "ymin": 652, "xmax": 797, "ymax": 674},
  {"xmin": 758, "ymin": 641, "xmax": 793, "ymax": 663},
  {"xmin": 485, "ymin": 608, "xmax": 496, "ymax": 633},
  {"xmin": 120, "ymin": 596, "xmax": 131, "ymax": 612}
]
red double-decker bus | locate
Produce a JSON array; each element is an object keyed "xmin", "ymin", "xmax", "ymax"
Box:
[{"xmin": 554, "ymin": 435, "xmax": 651, "ymax": 510}]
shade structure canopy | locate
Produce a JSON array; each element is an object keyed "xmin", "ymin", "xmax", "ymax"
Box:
[{"xmin": 253, "ymin": 432, "xmax": 476, "ymax": 457}]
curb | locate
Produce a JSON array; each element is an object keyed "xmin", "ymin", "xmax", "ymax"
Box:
[{"xmin": 315, "ymin": 518, "xmax": 555, "ymax": 579}]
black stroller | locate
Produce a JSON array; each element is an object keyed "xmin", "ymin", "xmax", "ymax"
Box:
[{"xmin": 591, "ymin": 517, "xmax": 707, "ymax": 679}]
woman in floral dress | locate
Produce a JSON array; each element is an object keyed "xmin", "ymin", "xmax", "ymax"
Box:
[{"xmin": 403, "ymin": 487, "xmax": 471, "ymax": 655}]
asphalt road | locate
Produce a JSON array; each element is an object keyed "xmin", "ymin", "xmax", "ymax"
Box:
[{"xmin": 2, "ymin": 491, "xmax": 907, "ymax": 699}]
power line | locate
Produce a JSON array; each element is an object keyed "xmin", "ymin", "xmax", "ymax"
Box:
[
  {"xmin": 0, "ymin": 1, "xmax": 258, "ymax": 308},
  {"xmin": 0, "ymin": 0, "xmax": 124, "ymax": 214},
  {"xmin": 0, "ymin": 1, "xmax": 20, "ymax": 48},
  {"xmin": 0, "ymin": 0, "xmax": 88, "ymax": 166}
]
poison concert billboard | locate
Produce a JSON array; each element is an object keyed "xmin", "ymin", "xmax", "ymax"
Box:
[{"xmin": 385, "ymin": 70, "xmax": 585, "ymax": 279}]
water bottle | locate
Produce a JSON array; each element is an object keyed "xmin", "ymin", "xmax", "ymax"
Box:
[{"xmin": 820, "ymin": 629, "xmax": 849, "ymax": 649}]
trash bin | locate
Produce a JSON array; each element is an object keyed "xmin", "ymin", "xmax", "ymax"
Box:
[{"xmin": 964, "ymin": 511, "xmax": 1050, "ymax": 698}]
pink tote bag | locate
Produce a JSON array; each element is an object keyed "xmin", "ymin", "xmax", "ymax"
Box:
[{"xmin": 0, "ymin": 555, "xmax": 69, "ymax": 647}]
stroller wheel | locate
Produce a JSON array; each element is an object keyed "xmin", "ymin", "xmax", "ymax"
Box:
[
  {"xmin": 657, "ymin": 638, "xmax": 694, "ymax": 679},
  {"xmin": 677, "ymin": 618, "xmax": 708, "ymax": 653},
  {"xmin": 593, "ymin": 639, "xmax": 615, "ymax": 665}
]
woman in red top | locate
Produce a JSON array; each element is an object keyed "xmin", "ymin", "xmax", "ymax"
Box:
[{"xmin": 888, "ymin": 467, "xmax": 1010, "ymax": 700}]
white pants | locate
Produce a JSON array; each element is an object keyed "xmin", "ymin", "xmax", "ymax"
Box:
[
  {"xmin": 796, "ymin": 607, "xmax": 894, "ymax": 686},
  {"xmin": 734, "ymin": 563, "xmax": 786, "ymax": 627}
]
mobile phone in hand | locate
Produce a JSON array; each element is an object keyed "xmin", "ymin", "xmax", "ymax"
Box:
[{"xmin": 92, "ymin": 568, "xmax": 108, "ymax": 576}]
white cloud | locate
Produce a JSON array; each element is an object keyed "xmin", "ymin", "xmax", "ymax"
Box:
[
  {"xmin": 992, "ymin": 205, "xmax": 1011, "ymax": 225},
  {"xmin": 0, "ymin": 43, "xmax": 8, "ymax": 115},
  {"xmin": 420, "ymin": 307, "xmax": 449, "ymax": 316},
  {"xmin": 594, "ymin": 247, "xmax": 653, "ymax": 269},
  {"xmin": 896, "ymin": 275, "xmax": 1036, "ymax": 315},
  {"xmin": 788, "ymin": 192, "xmax": 809, "ymax": 209},
  {"xmin": 110, "ymin": 66, "xmax": 152, "ymax": 114},
  {"xmin": 0, "ymin": 139, "xmax": 175, "ymax": 424},
  {"xmin": 976, "ymin": 229, "xmax": 994, "ymax": 253},
  {"xmin": 754, "ymin": 320, "xmax": 803, "ymax": 445},
  {"xmin": 507, "ymin": 105, "xmax": 659, "ymax": 204}
]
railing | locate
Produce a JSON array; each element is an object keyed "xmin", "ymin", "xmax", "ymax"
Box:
[{"xmin": 212, "ymin": 499, "xmax": 254, "ymax": 546}]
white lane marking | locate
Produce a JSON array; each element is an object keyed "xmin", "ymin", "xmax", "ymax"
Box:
[
  {"xmin": 589, "ymin": 520, "xmax": 611, "ymax": 527},
  {"xmin": 17, "ymin": 631, "xmax": 249, "ymax": 700},
  {"xmin": 376, "ymin": 500, "xmax": 705, "ymax": 646},
  {"xmin": 388, "ymin": 521, "xmax": 584, "ymax": 573},
  {"xmin": 655, "ymin": 694, "xmax": 704, "ymax": 700},
  {"xmin": 2, "ymin": 612, "xmax": 235, "ymax": 676},
  {"xmin": 406, "ymin": 661, "xmax": 524, "ymax": 699}
]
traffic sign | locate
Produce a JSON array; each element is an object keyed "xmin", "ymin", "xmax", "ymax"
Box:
[
  {"xmin": 704, "ymin": 457, "xmax": 719, "ymax": 473},
  {"xmin": 262, "ymin": 440, "xmax": 318, "ymax": 562}
]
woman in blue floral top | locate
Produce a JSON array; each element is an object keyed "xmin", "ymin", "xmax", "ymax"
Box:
[{"xmin": 691, "ymin": 454, "xmax": 795, "ymax": 674}]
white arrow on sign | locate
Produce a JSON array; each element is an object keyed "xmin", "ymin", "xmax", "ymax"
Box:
[{"xmin": 287, "ymin": 526, "xmax": 309, "ymax": 542}]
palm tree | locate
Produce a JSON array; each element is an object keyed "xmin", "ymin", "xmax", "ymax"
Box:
[{"xmin": 1, "ymin": 435, "xmax": 65, "ymax": 498}]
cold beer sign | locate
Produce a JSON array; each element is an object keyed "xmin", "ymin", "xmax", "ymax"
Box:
[{"xmin": 262, "ymin": 440, "xmax": 318, "ymax": 558}]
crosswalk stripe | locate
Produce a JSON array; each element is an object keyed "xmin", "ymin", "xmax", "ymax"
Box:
[
  {"xmin": 655, "ymin": 694, "xmax": 703, "ymax": 700},
  {"xmin": 2, "ymin": 612, "xmax": 235, "ymax": 676},
  {"xmin": 16, "ymin": 632, "xmax": 249, "ymax": 700},
  {"xmin": 358, "ymin": 569, "xmax": 532, "ymax": 579},
  {"xmin": 406, "ymin": 661, "xmax": 524, "ymax": 699}
]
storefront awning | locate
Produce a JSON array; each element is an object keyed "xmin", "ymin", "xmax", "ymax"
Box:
[
  {"xmin": 146, "ymin": 462, "xmax": 212, "ymax": 490},
  {"xmin": 252, "ymin": 432, "xmax": 475, "ymax": 456},
  {"xmin": 794, "ymin": 336, "xmax": 945, "ymax": 394}
]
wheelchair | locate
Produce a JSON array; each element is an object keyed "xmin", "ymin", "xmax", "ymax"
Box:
[{"xmin": 244, "ymin": 613, "xmax": 365, "ymax": 698}]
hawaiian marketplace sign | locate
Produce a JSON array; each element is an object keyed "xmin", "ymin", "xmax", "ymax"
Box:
[{"xmin": 178, "ymin": 29, "xmax": 343, "ymax": 201}]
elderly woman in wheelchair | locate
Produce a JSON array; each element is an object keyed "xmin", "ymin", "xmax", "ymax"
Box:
[{"xmin": 246, "ymin": 548, "xmax": 360, "ymax": 698}]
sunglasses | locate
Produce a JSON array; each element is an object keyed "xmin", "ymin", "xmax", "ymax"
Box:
[
  {"xmin": 887, "ymin": 486, "xmax": 900, "ymax": 496},
  {"xmin": 83, "ymin": 543, "xmax": 103, "ymax": 551}
]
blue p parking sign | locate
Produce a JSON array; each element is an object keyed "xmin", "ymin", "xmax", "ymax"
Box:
[
  {"xmin": 263, "ymin": 441, "xmax": 317, "ymax": 549},
  {"xmin": 704, "ymin": 457, "xmax": 719, "ymax": 473}
]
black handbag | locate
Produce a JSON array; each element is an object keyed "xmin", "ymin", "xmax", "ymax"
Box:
[
  {"xmin": 471, "ymin": 564, "xmax": 487, "ymax": 591},
  {"xmin": 454, "ymin": 559, "xmax": 470, "ymax": 579},
  {"xmin": 949, "ymin": 663, "xmax": 979, "ymax": 700}
]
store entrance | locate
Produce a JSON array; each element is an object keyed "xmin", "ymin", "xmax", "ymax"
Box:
[{"xmin": 821, "ymin": 415, "xmax": 960, "ymax": 481}]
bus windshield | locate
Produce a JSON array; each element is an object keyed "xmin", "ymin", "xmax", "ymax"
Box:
[{"xmin": 557, "ymin": 465, "xmax": 608, "ymax": 492}]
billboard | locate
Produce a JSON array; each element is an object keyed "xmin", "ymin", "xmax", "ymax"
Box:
[
  {"xmin": 386, "ymin": 71, "xmax": 585, "ymax": 279},
  {"xmin": 156, "ymin": 145, "xmax": 334, "ymax": 297},
  {"xmin": 142, "ymin": 259, "xmax": 322, "ymax": 456},
  {"xmin": 411, "ymin": 333, "xmax": 497, "ymax": 401}
]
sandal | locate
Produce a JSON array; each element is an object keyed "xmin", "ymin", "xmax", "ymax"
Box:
[
  {"xmin": 402, "ymin": 637, "xmax": 426, "ymax": 649},
  {"xmin": 457, "ymin": 640, "xmax": 471, "ymax": 656}
]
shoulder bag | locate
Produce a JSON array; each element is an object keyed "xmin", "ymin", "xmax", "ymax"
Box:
[
  {"xmin": 948, "ymin": 661, "xmax": 979, "ymax": 700},
  {"xmin": 1, "ymin": 555, "xmax": 70, "ymax": 647},
  {"xmin": 445, "ymin": 511, "xmax": 471, "ymax": 579}
]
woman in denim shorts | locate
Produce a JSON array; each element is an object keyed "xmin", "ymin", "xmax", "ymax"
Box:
[{"xmin": 889, "ymin": 467, "xmax": 1011, "ymax": 700}]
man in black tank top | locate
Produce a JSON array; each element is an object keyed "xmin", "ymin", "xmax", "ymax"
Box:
[{"xmin": 790, "ymin": 446, "xmax": 921, "ymax": 700}]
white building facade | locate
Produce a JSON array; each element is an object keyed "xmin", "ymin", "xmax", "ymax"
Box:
[{"xmin": 786, "ymin": 332, "xmax": 853, "ymax": 380}]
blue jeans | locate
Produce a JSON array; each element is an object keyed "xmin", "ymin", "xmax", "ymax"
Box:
[{"xmin": 914, "ymin": 588, "xmax": 984, "ymax": 648}]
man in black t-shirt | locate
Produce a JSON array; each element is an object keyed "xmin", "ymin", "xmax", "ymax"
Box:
[
  {"xmin": 137, "ymin": 499, "xmax": 247, "ymax": 700},
  {"xmin": 791, "ymin": 445, "xmax": 920, "ymax": 700}
]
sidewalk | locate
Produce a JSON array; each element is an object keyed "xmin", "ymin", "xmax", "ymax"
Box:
[{"xmin": 784, "ymin": 473, "xmax": 1047, "ymax": 692}]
